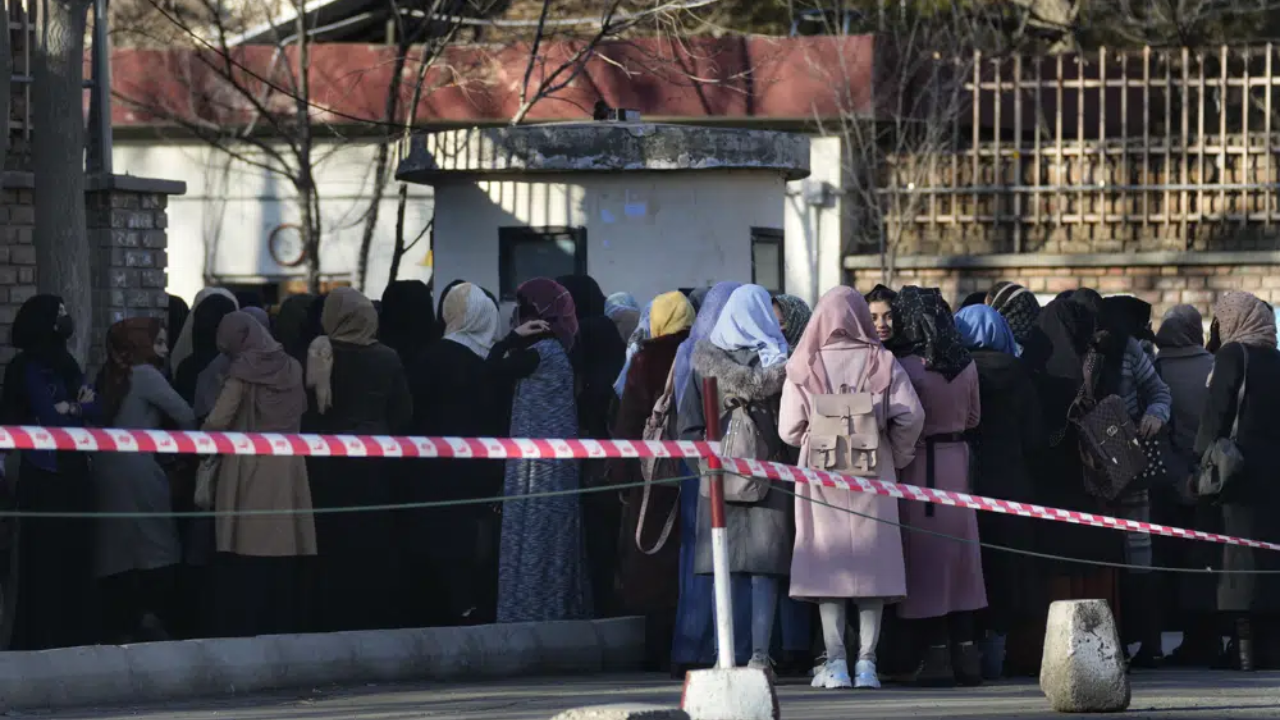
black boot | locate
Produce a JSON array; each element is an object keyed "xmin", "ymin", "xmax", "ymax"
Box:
[
  {"xmin": 916, "ymin": 646, "xmax": 956, "ymax": 687},
  {"xmin": 953, "ymin": 642, "xmax": 984, "ymax": 687}
]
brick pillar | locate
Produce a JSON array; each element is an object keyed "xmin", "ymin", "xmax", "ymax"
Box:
[{"xmin": 0, "ymin": 173, "xmax": 186, "ymax": 381}]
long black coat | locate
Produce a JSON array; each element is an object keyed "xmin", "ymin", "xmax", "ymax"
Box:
[
  {"xmin": 1194, "ymin": 341, "xmax": 1280, "ymax": 613},
  {"xmin": 970, "ymin": 350, "xmax": 1046, "ymax": 620},
  {"xmin": 304, "ymin": 341, "xmax": 412, "ymax": 632},
  {"xmin": 400, "ymin": 338, "xmax": 508, "ymax": 626}
]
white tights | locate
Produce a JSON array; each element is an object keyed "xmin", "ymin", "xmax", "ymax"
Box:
[{"xmin": 818, "ymin": 598, "xmax": 884, "ymax": 663}]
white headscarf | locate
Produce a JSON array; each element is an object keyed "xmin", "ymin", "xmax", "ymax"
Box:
[
  {"xmin": 171, "ymin": 287, "xmax": 238, "ymax": 370},
  {"xmin": 442, "ymin": 282, "xmax": 499, "ymax": 358}
]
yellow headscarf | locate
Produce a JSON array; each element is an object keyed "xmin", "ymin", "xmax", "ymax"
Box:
[{"xmin": 649, "ymin": 291, "xmax": 696, "ymax": 338}]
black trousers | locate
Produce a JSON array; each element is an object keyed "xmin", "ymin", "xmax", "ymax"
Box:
[{"xmin": 99, "ymin": 566, "xmax": 178, "ymax": 643}]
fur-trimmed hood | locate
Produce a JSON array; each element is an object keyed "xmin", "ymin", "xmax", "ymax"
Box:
[{"xmin": 691, "ymin": 340, "xmax": 786, "ymax": 401}]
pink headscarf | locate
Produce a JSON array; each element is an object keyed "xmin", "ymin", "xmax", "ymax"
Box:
[
  {"xmin": 786, "ymin": 286, "xmax": 895, "ymax": 396},
  {"xmin": 516, "ymin": 277, "xmax": 579, "ymax": 351}
]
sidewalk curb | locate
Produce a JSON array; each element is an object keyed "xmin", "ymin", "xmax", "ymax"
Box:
[{"xmin": 0, "ymin": 617, "xmax": 646, "ymax": 711}]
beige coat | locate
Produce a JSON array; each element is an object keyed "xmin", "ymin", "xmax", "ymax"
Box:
[
  {"xmin": 779, "ymin": 341, "xmax": 925, "ymax": 600},
  {"xmin": 204, "ymin": 377, "xmax": 318, "ymax": 557}
]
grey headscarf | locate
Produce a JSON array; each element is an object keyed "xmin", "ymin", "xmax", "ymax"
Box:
[{"xmin": 1155, "ymin": 304, "xmax": 1206, "ymax": 350}]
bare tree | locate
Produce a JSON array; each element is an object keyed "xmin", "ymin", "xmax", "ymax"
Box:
[
  {"xmin": 803, "ymin": 0, "xmax": 1000, "ymax": 286},
  {"xmin": 34, "ymin": 0, "xmax": 94, "ymax": 361},
  {"xmin": 355, "ymin": 0, "xmax": 486, "ymax": 291},
  {"xmin": 114, "ymin": 0, "xmax": 335, "ymax": 291}
]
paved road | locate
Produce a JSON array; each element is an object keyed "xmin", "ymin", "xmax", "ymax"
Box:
[{"xmin": 26, "ymin": 669, "xmax": 1280, "ymax": 720}]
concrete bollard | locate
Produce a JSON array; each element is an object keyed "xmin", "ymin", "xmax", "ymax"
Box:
[
  {"xmin": 1039, "ymin": 599, "xmax": 1131, "ymax": 713},
  {"xmin": 681, "ymin": 668, "xmax": 779, "ymax": 720},
  {"xmin": 552, "ymin": 705, "xmax": 690, "ymax": 720}
]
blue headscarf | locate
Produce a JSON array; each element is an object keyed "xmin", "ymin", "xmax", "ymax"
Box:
[
  {"xmin": 613, "ymin": 300, "xmax": 653, "ymax": 396},
  {"xmin": 674, "ymin": 282, "xmax": 741, "ymax": 402},
  {"xmin": 955, "ymin": 304, "xmax": 1019, "ymax": 356},
  {"xmin": 709, "ymin": 285, "xmax": 789, "ymax": 368},
  {"xmin": 605, "ymin": 292, "xmax": 639, "ymax": 319}
]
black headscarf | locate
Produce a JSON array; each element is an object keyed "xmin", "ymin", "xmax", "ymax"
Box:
[
  {"xmin": 555, "ymin": 275, "xmax": 624, "ymax": 440},
  {"xmin": 889, "ymin": 286, "xmax": 972, "ymax": 382},
  {"xmin": 1036, "ymin": 298, "xmax": 1096, "ymax": 382},
  {"xmin": 380, "ymin": 280, "xmax": 437, "ymax": 365},
  {"xmin": 174, "ymin": 294, "xmax": 238, "ymax": 405},
  {"xmin": 167, "ymin": 295, "xmax": 190, "ymax": 353},
  {"xmin": 275, "ymin": 293, "xmax": 318, "ymax": 362},
  {"xmin": 1, "ymin": 295, "xmax": 83, "ymax": 424},
  {"xmin": 1101, "ymin": 295, "xmax": 1154, "ymax": 345},
  {"xmin": 1070, "ymin": 288, "xmax": 1104, "ymax": 314},
  {"xmin": 557, "ymin": 275, "xmax": 608, "ymax": 320},
  {"xmin": 960, "ymin": 291, "xmax": 987, "ymax": 309}
]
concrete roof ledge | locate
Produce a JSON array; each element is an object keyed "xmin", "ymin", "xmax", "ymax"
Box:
[{"xmin": 396, "ymin": 122, "xmax": 812, "ymax": 183}]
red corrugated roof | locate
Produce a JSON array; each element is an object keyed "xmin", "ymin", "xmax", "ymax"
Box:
[{"xmin": 110, "ymin": 34, "xmax": 875, "ymax": 129}]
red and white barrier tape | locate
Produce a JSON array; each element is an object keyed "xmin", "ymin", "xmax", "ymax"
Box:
[
  {"xmin": 722, "ymin": 456, "xmax": 1280, "ymax": 553},
  {"xmin": 1, "ymin": 425, "xmax": 1274, "ymax": 553},
  {"xmin": 0, "ymin": 425, "xmax": 716, "ymax": 461}
]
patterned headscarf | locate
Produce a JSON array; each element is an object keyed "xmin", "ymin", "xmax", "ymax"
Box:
[
  {"xmin": 773, "ymin": 294, "xmax": 813, "ymax": 352},
  {"xmin": 986, "ymin": 281, "xmax": 1041, "ymax": 344},
  {"xmin": 890, "ymin": 286, "xmax": 972, "ymax": 381},
  {"xmin": 1213, "ymin": 291, "xmax": 1277, "ymax": 349},
  {"xmin": 955, "ymin": 305, "xmax": 1019, "ymax": 356},
  {"xmin": 517, "ymin": 277, "xmax": 579, "ymax": 351}
]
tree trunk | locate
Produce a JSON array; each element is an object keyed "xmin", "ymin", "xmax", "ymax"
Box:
[
  {"xmin": 356, "ymin": 47, "xmax": 408, "ymax": 292},
  {"xmin": 0, "ymin": 10, "xmax": 11, "ymax": 169},
  {"xmin": 33, "ymin": 0, "xmax": 92, "ymax": 363},
  {"xmin": 387, "ymin": 182, "xmax": 410, "ymax": 285}
]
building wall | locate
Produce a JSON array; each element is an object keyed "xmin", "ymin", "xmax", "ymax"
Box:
[
  {"xmin": 784, "ymin": 135, "xmax": 844, "ymax": 310},
  {"xmin": 432, "ymin": 171, "xmax": 787, "ymax": 306},
  {"xmin": 0, "ymin": 174, "xmax": 181, "ymax": 374},
  {"xmin": 112, "ymin": 140, "xmax": 434, "ymax": 304}
]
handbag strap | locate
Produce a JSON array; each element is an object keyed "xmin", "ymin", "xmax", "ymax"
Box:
[
  {"xmin": 636, "ymin": 362, "xmax": 680, "ymax": 556},
  {"xmin": 1228, "ymin": 345, "xmax": 1249, "ymax": 441}
]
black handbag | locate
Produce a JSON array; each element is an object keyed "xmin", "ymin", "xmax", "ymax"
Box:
[
  {"xmin": 1071, "ymin": 351, "xmax": 1149, "ymax": 501},
  {"xmin": 1197, "ymin": 348, "xmax": 1249, "ymax": 498}
]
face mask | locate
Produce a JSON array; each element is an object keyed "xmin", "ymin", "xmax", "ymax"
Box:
[{"xmin": 55, "ymin": 315, "xmax": 74, "ymax": 340}]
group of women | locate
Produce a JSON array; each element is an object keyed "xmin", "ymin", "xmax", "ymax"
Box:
[
  {"xmin": 1, "ymin": 274, "xmax": 1276, "ymax": 688},
  {"xmin": 610, "ymin": 278, "xmax": 1280, "ymax": 689}
]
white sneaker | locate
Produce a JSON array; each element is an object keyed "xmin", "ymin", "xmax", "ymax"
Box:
[
  {"xmin": 854, "ymin": 659, "xmax": 881, "ymax": 689},
  {"xmin": 747, "ymin": 652, "xmax": 774, "ymax": 672},
  {"xmin": 811, "ymin": 658, "xmax": 853, "ymax": 689}
]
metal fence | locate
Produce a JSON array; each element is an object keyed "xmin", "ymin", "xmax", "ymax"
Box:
[
  {"xmin": 876, "ymin": 45, "xmax": 1280, "ymax": 256},
  {"xmin": 5, "ymin": 0, "xmax": 113, "ymax": 174}
]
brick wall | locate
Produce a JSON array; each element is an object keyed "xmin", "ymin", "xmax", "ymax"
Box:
[
  {"xmin": 849, "ymin": 263, "xmax": 1278, "ymax": 323},
  {"xmin": 0, "ymin": 173, "xmax": 184, "ymax": 376}
]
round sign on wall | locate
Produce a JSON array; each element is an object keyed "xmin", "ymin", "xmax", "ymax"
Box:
[{"xmin": 268, "ymin": 224, "xmax": 308, "ymax": 267}]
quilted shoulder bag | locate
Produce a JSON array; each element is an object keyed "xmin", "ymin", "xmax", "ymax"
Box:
[
  {"xmin": 1072, "ymin": 350, "xmax": 1148, "ymax": 501},
  {"xmin": 1197, "ymin": 347, "xmax": 1249, "ymax": 498}
]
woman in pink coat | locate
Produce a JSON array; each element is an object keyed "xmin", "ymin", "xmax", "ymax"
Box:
[
  {"xmin": 779, "ymin": 287, "xmax": 925, "ymax": 690},
  {"xmin": 888, "ymin": 286, "xmax": 986, "ymax": 687}
]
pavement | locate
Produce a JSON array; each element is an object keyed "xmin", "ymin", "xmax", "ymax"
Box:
[{"xmin": 24, "ymin": 670, "xmax": 1280, "ymax": 720}]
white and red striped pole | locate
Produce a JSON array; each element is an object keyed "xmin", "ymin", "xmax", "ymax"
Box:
[{"xmin": 702, "ymin": 376, "xmax": 736, "ymax": 670}]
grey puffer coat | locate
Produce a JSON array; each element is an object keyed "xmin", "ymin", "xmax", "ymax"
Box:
[{"xmin": 678, "ymin": 340, "xmax": 793, "ymax": 576}]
